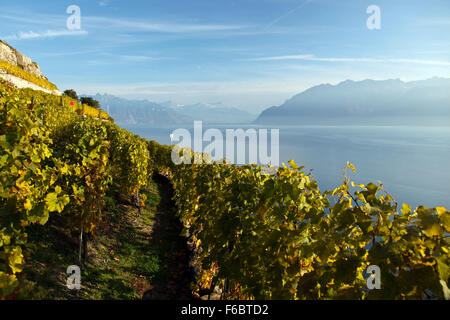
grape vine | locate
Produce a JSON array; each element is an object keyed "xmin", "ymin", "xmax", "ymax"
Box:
[{"xmin": 0, "ymin": 79, "xmax": 448, "ymax": 300}]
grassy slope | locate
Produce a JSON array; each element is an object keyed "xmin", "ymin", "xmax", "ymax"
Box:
[{"xmin": 23, "ymin": 176, "xmax": 194, "ymax": 300}]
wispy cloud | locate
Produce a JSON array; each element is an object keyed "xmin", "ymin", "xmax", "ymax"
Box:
[
  {"xmin": 84, "ymin": 16, "xmax": 245, "ymax": 33},
  {"xmin": 0, "ymin": 13, "xmax": 62, "ymax": 26},
  {"xmin": 265, "ymin": 0, "xmax": 314, "ymax": 30},
  {"xmin": 120, "ymin": 55, "xmax": 160, "ymax": 62},
  {"xmin": 3, "ymin": 29, "xmax": 88, "ymax": 40},
  {"xmin": 84, "ymin": 55, "xmax": 158, "ymax": 65},
  {"xmin": 417, "ymin": 18, "xmax": 450, "ymax": 27},
  {"xmin": 0, "ymin": 11, "xmax": 246, "ymax": 37},
  {"xmin": 245, "ymin": 54, "xmax": 450, "ymax": 66}
]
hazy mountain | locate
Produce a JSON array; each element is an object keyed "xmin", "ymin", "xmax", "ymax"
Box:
[
  {"xmin": 89, "ymin": 94, "xmax": 256, "ymax": 125},
  {"xmin": 91, "ymin": 93, "xmax": 191, "ymax": 126},
  {"xmin": 255, "ymin": 78, "xmax": 450, "ymax": 125},
  {"xmin": 174, "ymin": 102, "xmax": 256, "ymax": 123}
]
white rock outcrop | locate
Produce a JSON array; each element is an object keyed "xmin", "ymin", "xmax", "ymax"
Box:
[
  {"xmin": 0, "ymin": 71, "xmax": 61, "ymax": 95},
  {"xmin": 0, "ymin": 41, "xmax": 47, "ymax": 79},
  {"xmin": 0, "ymin": 40, "xmax": 61, "ymax": 95}
]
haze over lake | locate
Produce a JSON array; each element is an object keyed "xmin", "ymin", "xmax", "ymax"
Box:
[{"xmin": 122, "ymin": 123, "xmax": 450, "ymax": 210}]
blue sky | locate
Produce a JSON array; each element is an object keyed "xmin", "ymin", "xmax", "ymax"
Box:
[{"xmin": 1, "ymin": 0, "xmax": 449, "ymax": 113}]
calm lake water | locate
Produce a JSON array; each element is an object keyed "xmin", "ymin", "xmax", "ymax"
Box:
[{"xmin": 121, "ymin": 123, "xmax": 450, "ymax": 209}]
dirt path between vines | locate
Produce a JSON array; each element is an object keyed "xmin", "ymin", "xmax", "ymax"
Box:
[
  {"xmin": 143, "ymin": 173, "xmax": 196, "ymax": 300},
  {"xmin": 25, "ymin": 172, "xmax": 196, "ymax": 300}
]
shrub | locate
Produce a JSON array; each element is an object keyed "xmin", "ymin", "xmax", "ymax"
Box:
[
  {"xmin": 64, "ymin": 89, "xmax": 78, "ymax": 100},
  {"xmin": 79, "ymin": 97, "xmax": 100, "ymax": 109}
]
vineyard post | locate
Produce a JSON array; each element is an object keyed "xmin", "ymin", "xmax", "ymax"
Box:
[
  {"xmin": 208, "ymin": 276, "xmax": 218, "ymax": 300},
  {"xmin": 136, "ymin": 189, "xmax": 142, "ymax": 217},
  {"xmin": 79, "ymin": 226, "xmax": 83, "ymax": 265},
  {"xmin": 83, "ymin": 233, "xmax": 88, "ymax": 265},
  {"xmin": 225, "ymin": 277, "xmax": 230, "ymax": 295}
]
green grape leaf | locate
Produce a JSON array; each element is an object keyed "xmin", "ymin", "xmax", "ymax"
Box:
[
  {"xmin": 416, "ymin": 207, "xmax": 443, "ymax": 237},
  {"xmin": 436, "ymin": 257, "xmax": 449, "ymax": 283}
]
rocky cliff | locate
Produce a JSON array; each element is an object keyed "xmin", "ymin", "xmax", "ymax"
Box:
[
  {"xmin": 0, "ymin": 40, "xmax": 47, "ymax": 80},
  {"xmin": 0, "ymin": 40, "xmax": 61, "ymax": 95}
]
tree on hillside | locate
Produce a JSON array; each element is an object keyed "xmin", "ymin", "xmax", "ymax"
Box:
[
  {"xmin": 80, "ymin": 97, "xmax": 100, "ymax": 109},
  {"xmin": 64, "ymin": 89, "xmax": 78, "ymax": 100}
]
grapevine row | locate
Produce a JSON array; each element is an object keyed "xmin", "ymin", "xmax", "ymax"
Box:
[
  {"xmin": 0, "ymin": 80, "xmax": 147, "ymax": 298},
  {"xmin": 1, "ymin": 79, "xmax": 448, "ymax": 300}
]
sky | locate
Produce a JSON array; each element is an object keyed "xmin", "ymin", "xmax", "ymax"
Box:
[{"xmin": 1, "ymin": 0, "xmax": 449, "ymax": 114}]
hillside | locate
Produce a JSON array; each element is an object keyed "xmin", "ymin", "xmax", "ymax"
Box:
[
  {"xmin": 255, "ymin": 78, "xmax": 450, "ymax": 125},
  {"xmin": 2, "ymin": 78, "xmax": 448, "ymax": 300},
  {"xmin": 0, "ymin": 40, "xmax": 46, "ymax": 79},
  {"xmin": 1, "ymin": 43, "xmax": 449, "ymax": 301},
  {"xmin": 0, "ymin": 78, "xmax": 198, "ymax": 299},
  {"xmin": 0, "ymin": 40, "xmax": 61, "ymax": 95}
]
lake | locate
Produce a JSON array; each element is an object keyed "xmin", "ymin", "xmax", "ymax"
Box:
[{"xmin": 121, "ymin": 123, "xmax": 450, "ymax": 209}]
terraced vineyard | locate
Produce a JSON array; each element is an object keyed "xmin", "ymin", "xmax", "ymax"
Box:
[{"xmin": 0, "ymin": 80, "xmax": 449, "ymax": 300}]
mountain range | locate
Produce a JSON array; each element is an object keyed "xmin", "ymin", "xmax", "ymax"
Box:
[
  {"xmin": 90, "ymin": 94, "xmax": 255, "ymax": 126},
  {"xmin": 255, "ymin": 78, "xmax": 450, "ymax": 125},
  {"xmin": 92, "ymin": 93, "xmax": 189, "ymax": 125},
  {"xmin": 174, "ymin": 102, "xmax": 255, "ymax": 123},
  {"xmin": 89, "ymin": 77, "xmax": 450, "ymax": 127}
]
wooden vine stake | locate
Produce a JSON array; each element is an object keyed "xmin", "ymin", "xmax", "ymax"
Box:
[
  {"xmin": 78, "ymin": 226, "xmax": 83, "ymax": 265},
  {"xmin": 136, "ymin": 189, "xmax": 142, "ymax": 217}
]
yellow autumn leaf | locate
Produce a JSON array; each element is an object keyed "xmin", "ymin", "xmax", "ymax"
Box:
[
  {"xmin": 6, "ymin": 246, "xmax": 24, "ymax": 274},
  {"xmin": 60, "ymin": 164, "xmax": 69, "ymax": 175},
  {"xmin": 423, "ymin": 222, "xmax": 443, "ymax": 238},
  {"xmin": 24, "ymin": 199, "xmax": 32, "ymax": 211},
  {"xmin": 347, "ymin": 162, "xmax": 356, "ymax": 172},
  {"xmin": 0, "ymin": 233, "xmax": 11, "ymax": 247},
  {"xmin": 0, "ymin": 271, "xmax": 18, "ymax": 295}
]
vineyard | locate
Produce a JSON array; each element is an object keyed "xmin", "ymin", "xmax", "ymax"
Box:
[
  {"xmin": 0, "ymin": 79, "xmax": 449, "ymax": 300},
  {"xmin": 0, "ymin": 61, "xmax": 59, "ymax": 92}
]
